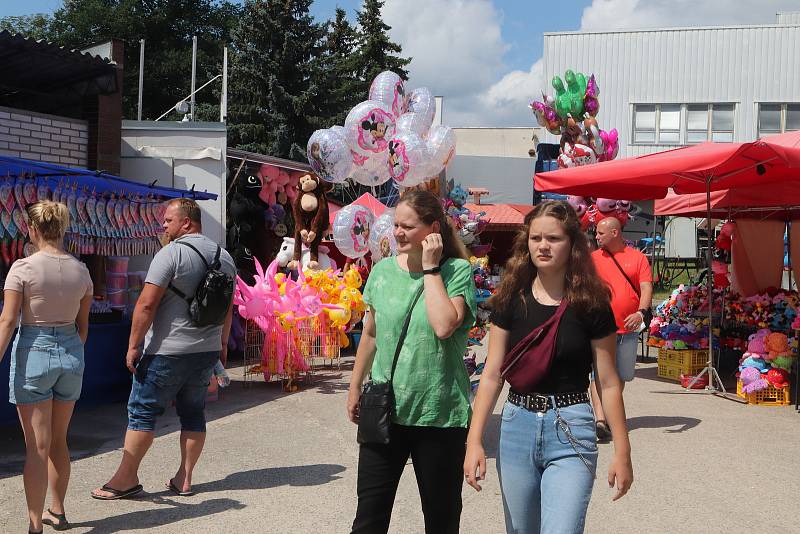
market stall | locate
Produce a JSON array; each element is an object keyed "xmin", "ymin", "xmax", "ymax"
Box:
[
  {"xmin": 0, "ymin": 155, "xmax": 216, "ymax": 426},
  {"xmin": 654, "ymin": 185, "xmax": 800, "ymax": 407},
  {"xmin": 535, "ymin": 130, "xmax": 800, "ymax": 395}
]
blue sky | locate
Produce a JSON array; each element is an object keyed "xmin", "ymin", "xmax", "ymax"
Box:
[
  {"xmin": 2, "ymin": 0, "xmax": 798, "ymax": 126},
  {"xmin": 0, "ymin": 0, "xmax": 590, "ymax": 74}
]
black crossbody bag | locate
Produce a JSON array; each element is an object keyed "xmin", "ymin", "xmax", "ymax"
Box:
[
  {"xmin": 607, "ymin": 250, "xmax": 653, "ymax": 327},
  {"xmin": 357, "ymin": 285, "xmax": 424, "ymax": 445}
]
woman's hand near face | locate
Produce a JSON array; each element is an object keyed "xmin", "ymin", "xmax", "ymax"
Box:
[{"xmin": 421, "ymin": 232, "xmax": 443, "ymax": 269}]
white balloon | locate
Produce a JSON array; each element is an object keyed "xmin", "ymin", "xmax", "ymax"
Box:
[
  {"xmin": 307, "ymin": 128, "xmax": 352, "ymax": 183},
  {"xmin": 330, "ymin": 125, "xmax": 348, "ymax": 139},
  {"xmin": 387, "ymin": 130, "xmax": 432, "ymax": 188},
  {"xmin": 345, "ymin": 100, "xmax": 396, "ymax": 159},
  {"xmin": 351, "ymin": 154, "xmax": 391, "ymax": 187},
  {"xmin": 333, "ymin": 204, "xmax": 374, "ymax": 259},
  {"xmin": 425, "ymin": 125, "xmax": 456, "ymax": 176},
  {"xmin": 405, "ymin": 87, "xmax": 435, "ymax": 134},
  {"xmin": 368, "ymin": 210, "xmax": 397, "ymax": 262},
  {"xmin": 395, "ymin": 112, "xmax": 431, "ymax": 137},
  {"xmin": 369, "ymin": 71, "xmax": 407, "ymax": 119}
]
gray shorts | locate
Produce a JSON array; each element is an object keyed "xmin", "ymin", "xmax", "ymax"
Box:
[{"xmin": 615, "ymin": 332, "xmax": 640, "ymax": 382}]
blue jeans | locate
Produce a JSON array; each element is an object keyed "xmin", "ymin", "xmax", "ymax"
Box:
[
  {"xmin": 9, "ymin": 324, "xmax": 84, "ymax": 405},
  {"xmin": 127, "ymin": 351, "xmax": 219, "ymax": 432},
  {"xmin": 497, "ymin": 400, "xmax": 598, "ymax": 534}
]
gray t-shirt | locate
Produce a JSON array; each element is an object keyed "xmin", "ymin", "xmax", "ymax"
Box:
[{"xmin": 144, "ymin": 233, "xmax": 236, "ymax": 355}]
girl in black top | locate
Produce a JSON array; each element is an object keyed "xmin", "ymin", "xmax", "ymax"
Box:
[{"xmin": 463, "ymin": 201, "xmax": 633, "ymax": 534}]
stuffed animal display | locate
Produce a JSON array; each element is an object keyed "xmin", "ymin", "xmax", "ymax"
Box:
[{"xmin": 291, "ymin": 173, "xmax": 331, "ymax": 271}]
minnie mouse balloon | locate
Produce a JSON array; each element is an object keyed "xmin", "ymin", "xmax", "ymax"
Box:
[
  {"xmin": 307, "ymin": 129, "xmax": 352, "ymax": 184},
  {"xmin": 387, "ymin": 130, "xmax": 431, "ymax": 188},
  {"xmin": 351, "ymin": 153, "xmax": 391, "ymax": 187},
  {"xmin": 368, "ymin": 211, "xmax": 397, "ymax": 262},
  {"xmin": 402, "ymin": 87, "xmax": 436, "ymax": 135},
  {"xmin": 369, "ymin": 71, "xmax": 407, "ymax": 119},
  {"xmin": 333, "ymin": 204, "xmax": 374, "ymax": 259},
  {"xmin": 345, "ymin": 100, "xmax": 396, "ymax": 159},
  {"xmin": 425, "ymin": 125, "xmax": 457, "ymax": 176}
]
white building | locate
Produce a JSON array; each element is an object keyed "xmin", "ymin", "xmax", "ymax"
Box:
[
  {"xmin": 541, "ymin": 11, "xmax": 800, "ymax": 257},
  {"xmin": 447, "ymin": 127, "xmax": 539, "ymax": 205}
]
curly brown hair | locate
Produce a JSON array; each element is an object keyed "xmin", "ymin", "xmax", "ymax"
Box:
[{"xmin": 489, "ymin": 200, "xmax": 610, "ymax": 314}]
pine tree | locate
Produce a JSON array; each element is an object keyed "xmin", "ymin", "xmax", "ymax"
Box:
[
  {"xmin": 318, "ymin": 8, "xmax": 360, "ymax": 127},
  {"xmin": 228, "ymin": 0, "xmax": 324, "ymax": 160},
  {"xmin": 353, "ymin": 0, "xmax": 411, "ymax": 88}
]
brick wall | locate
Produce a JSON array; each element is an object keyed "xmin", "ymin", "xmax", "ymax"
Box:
[{"xmin": 0, "ymin": 106, "xmax": 89, "ymax": 167}]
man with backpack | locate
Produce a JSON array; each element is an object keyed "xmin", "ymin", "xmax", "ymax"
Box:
[{"xmin": 92, "ymin": 198, "xmax": 235, "ymax": 500}]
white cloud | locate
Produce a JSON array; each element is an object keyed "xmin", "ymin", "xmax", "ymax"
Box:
[
  {"xmin": 382, "ymin": 0, "xmax": 513, "ymax": 126},
  {"xmin": 384, "ymin": 0, "xmax": 800, "ymax": 127}
]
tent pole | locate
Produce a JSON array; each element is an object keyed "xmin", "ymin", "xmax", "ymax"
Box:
[{"xmin": 686, "ymin": 178, "xmax": 726, "ymax": 393}]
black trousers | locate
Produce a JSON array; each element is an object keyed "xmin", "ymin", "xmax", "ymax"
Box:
[{"xmin": 351, "ymin": 424, "xmax": 468, "ymax": 534}]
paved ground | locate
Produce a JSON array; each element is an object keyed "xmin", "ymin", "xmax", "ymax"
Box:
[{"xmin": 0, "ymin": 341, "xmax": 798, "ymax": 533}]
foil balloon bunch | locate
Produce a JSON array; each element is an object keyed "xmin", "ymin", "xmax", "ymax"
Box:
[
  {"xmin": 307, "ymin": 71, "xmax": 456, "ymax": 189},
  {"xmin": 234, "ymin": 259, "xmax": 365, "ymax": 382},
  {"xmin": 530, "ymin": 70, "xmax": 619, "ymax": 168},
  {"xmin": 567, "ymin": 195, "xmax": 634, "ymax": 230}
]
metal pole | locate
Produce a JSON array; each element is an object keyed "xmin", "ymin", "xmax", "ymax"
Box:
[
  {"xmin": 190, "ymin": 35, "xmax": 197, "ymax": 121},
  {"xmin": 137, "ymin": 39, "xmax": 145, "ymax": 121},
  {"xmin": 221, "ymin": 46, "xmax": 228, "ymax": 122}
]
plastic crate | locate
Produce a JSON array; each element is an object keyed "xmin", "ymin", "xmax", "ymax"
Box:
[
  {"xmin": 680, "ymin": 372, "xmax": 709, "ymax": 389},
  {"xmin": 657, "ymin": 360, "xmax": 705, "ymax": 382},
  {"xmin": 736, "ymin": 380, "xmax": 791, "ymax": 406},
  {"xmin": 658, "ymin": 348, "xmax": 709, "ymax": 370}
]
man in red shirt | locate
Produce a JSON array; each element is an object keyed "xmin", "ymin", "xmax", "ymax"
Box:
[{"xmin": 591, "ymin": 217, "xmax": 652, "ymax": 441}]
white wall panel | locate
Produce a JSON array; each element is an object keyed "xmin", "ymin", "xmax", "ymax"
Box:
[{"xmin": 543, "ymin": 23, "xmax": 800, "ymax": 157}]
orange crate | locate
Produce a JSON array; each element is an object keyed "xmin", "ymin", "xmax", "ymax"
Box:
[
  {"xmin": 658, "ymin": 348, "xmax": 708, "ymax": 370},
  {"xmin": 736, "ymin": 380, "xmax": 791, "ymax": 406},
  {"xmin": 657, "ymin": 360, "xmax": 705, "ymax": 382}
]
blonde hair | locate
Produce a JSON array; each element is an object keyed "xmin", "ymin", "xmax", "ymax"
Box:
[
  {"xmin": 26, "ymin": 200, "xmax": 69, "ymax": 242},
  {"xmin": 168, "ymin": 198, "xmax": 202, "ymax": 225}
]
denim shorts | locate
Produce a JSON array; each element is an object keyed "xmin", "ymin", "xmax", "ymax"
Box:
[
  {"xmin": 9, "ymin": 324, "xmax": 85, "ymax": 405},
  {"xmin": 127, "ymin": 351, "xmax": 219, "ymax": 433}
]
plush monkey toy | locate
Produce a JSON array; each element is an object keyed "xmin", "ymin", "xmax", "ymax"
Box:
[{"xmin": 291, "ymin": 173, "xmax": 331, "ymax": 270}]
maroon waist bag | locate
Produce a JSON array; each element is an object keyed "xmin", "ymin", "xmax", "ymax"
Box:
[{"xmin": 500, "ymin": 299, "xmax": 568, "ymax": 392}]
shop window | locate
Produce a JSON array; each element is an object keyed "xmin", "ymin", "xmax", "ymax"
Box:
[
  {"xmin": 758, "ymin": 103, "xmax": 783, "ymax": 136},
  {"xmin": 686, "ymin": 104, "xmax": 709, "ymax": 144},
  {"xmin": 658, "ymin": 104, "xmax": 681, "ymax": 144},
  {"xmin": 633, "ymin": 104, "xmax": 656, "ymax": 144},
  {"xmin": 786, "ymin": 104, "xmax": 800, "ymax": 132},
  {"xmin": 710, "ymin": 104, "xmax": 734, "ymax": 142}
]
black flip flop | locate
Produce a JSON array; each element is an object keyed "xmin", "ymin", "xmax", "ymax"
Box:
[
  {"xmin": 90, "ymin": 483, "xmax": 143, "ymax": 500},
  {"xmin": 42, "ymin": 508, "xmax": 70, "ymax": 531},
  {"xmin": 167, "ymin": 479, "xmax": 195, "ymax": 497}
]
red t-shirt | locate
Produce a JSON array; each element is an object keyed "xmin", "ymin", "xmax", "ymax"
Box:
[{"xmin": 592, "ymin": 246, "xmax": 653, "ymax": 334}]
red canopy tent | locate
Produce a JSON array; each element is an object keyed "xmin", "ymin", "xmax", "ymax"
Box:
[
  {"xmin": 654, "ymin": 181, "xmax": 800, "ymax": 219},
  {"xmin": 534, "ymin": 131, "xmax": 800, "ymax": 393}
]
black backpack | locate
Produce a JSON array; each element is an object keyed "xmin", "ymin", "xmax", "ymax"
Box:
[{"xmin": 169, "ymin": 240, "xmax": 234, "ymax": 327}]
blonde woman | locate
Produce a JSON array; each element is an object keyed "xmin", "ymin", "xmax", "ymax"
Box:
[{"xmin": 0, "ymin": 200, "xmax": 93, "ymax": 533}]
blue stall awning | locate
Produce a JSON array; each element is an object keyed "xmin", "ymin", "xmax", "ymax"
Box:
[{"xmin": 0, "ymin": 155, "xmax": 217, "ymax": 200}]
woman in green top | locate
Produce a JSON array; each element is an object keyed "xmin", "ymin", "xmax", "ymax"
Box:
[{"xmin": 347, "ymin": 190, "xmax": 477, "ymax": 534}]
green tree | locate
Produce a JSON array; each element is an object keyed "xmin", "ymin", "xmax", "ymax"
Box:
[
  {"xmin": 227, "ymin": 0, "xmax": 324, "ymax": 160},
  {"xmin": 352, "ymin": 0, "xmax": 411, "ymax": 88},
  {"xmin": 0, "ymin": 14, "xmax": 52, "ymax": 40},
  {"xmin": 319, "ymin": 7, "xmax": 360, "ymax": 127},
  {"xmin": 41, "ymin": 0, "xmax": 240, "ymax": 121}
]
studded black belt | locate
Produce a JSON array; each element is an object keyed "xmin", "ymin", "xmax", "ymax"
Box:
[{"xmin": 507, "ymin": 390, "xmax": 590, "ymax": 413}]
